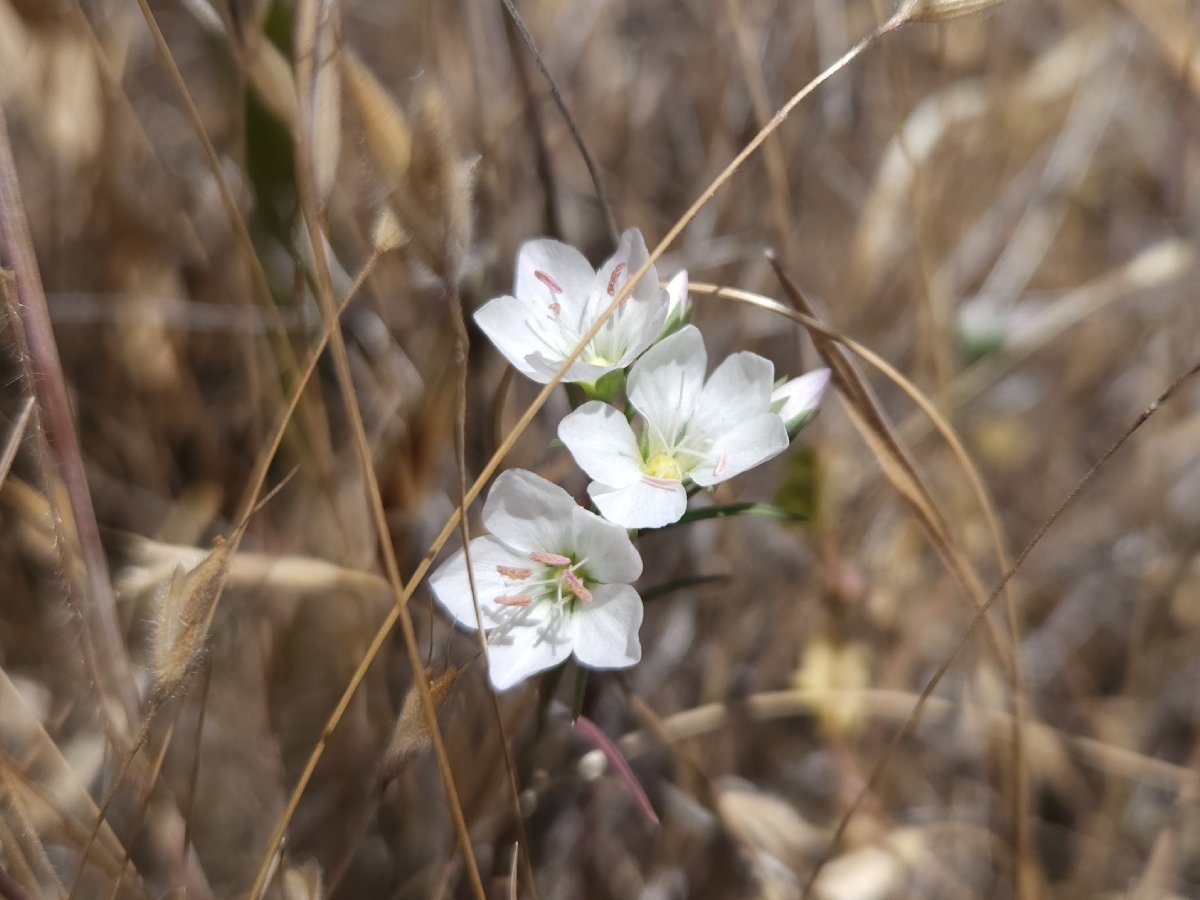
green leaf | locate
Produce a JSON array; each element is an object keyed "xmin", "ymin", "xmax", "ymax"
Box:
[{"xmin": 661, "ymin": 502, "xmax": 807, "ymax": 529}]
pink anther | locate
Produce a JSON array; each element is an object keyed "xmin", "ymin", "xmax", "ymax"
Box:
[
  {"xmin": 606, "ymin": 262, "xmax": 627, "ymax": 296},
  {"xmin": 547, "ymin": 301, "xmax": 562, "ymax": 318},
  {"xmin": 713, "ymin": 450, "xmax": 729, "ymax": 478},
  {"xmin": 562, "ymin": 569, "xmax": 593, "ymax": 603},
  {"xmin": 530, "ymin": 550, "xmax": 572, "ymax": 567},
  {"xmin": 640, "ymin": 474, "xmax": 679, "ymax": 491},
  {"xmin": 535, "ymin": 270, "xmax": 563, "ymax": 293},
  {"xmin": 495, "ymin": 594, "xmax": 533, "ymax": 607},
  {"xmin": 496, "ymin": 565, "xmax": 533, "ymax": 581}
]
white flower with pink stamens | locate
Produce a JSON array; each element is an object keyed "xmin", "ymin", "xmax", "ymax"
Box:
[
  {"xmin": 473, "ymin": 229, "xmax": 670, "ymax": 384},
  {"xmin": 429, "ymin": 469, "xmax": 644, "ymax": 690},
  {"xmin": 558, "ymin": 325, "xmax": 790, "ymax": 530}
]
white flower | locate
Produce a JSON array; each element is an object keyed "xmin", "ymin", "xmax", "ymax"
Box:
[
  {"xmin": 474, "ymin": 229, "xmax": 670, "ymax": 384},
  {"xmin": 772, "ymin": 368, "xmax": 831, "ymax": 433},
  {"xmin": 429, "ymin": 469, "xmax": 644, "ymax": 690},
  {"xmin": 558, "ymin": 325, "xmax": 790, "ymax": 529}
]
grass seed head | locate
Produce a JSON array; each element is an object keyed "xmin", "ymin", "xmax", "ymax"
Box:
[
  {"xmin": 342, "ymin": 51, "xmax": 412, "ymax": 194},
  {"xmin": 381, "ymin": 665, "xmax": 463, "ymax": 779},
  {"xmin": 898, "ymin": 0, "xmax": 1008, "ymax": 23},
  {"xmin": 151, "ymin": 538, "xmax": 233, "ymax": 693}
]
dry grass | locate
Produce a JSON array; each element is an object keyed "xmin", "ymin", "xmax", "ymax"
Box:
[{"xmin": 2, "ymin": 0, "xmax": 1200, "ymax": 897}]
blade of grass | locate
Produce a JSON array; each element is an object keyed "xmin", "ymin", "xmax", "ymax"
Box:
[{"xmin": 0, "ymin": 104, "xmax": 140, "ymax": 732}]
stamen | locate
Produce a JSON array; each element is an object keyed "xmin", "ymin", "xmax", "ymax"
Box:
[
  {"xmin": 606, "ymin": 262, "xmax": 627, "ymax": 296},
  {"xmin": 530, "ymin": 550, "xmax": 572, "ymax": 567},
  {"xmin": 713, "ymin": 450, "xmax": 729, "ymax": 477},
  {"xmin": 496, "ymin": 564, "xmax": 533, "ymax": 580},
  {"xmin": 535, "ymin": 270, "xmax": 563, "ymax": 293},
  {"xmin": 640, "ymin": 474, "xmax": 680, "ymax": 491},
  {"xmin": 562, "ymin": 569, "xmax": 593, "ymax": 603},
  {"xmin": 547, "ymin": 301, "xmax": 561, "ymax": 318},
  {"xmin": 495, "ymin": 594, "xmax": 533, "ymax": 607}
]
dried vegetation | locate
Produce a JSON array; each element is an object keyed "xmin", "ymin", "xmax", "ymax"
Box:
[{"xmin": 1, "ymin": 0, "xmax": 1199, "ymax": 897}]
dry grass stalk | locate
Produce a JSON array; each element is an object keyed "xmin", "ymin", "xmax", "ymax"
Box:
[{"xmin": 380, "ymin": 665, "xmax": 464, "ymax": 779}]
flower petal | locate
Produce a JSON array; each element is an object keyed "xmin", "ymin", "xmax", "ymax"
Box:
[
  {"xmin": 429, "ymin": 536, "xmax": 533, "ymax": 629},
  {"xmin": 589, "ymin": 477, "xmax": 688, "ymax": 529},
  {"xmin": 481, "ymin": 469, "xmax": 575, "ymax": 554},
  {"xmin": 558, "ymin": 402, "xmax": 645, "ymax": 488},
  {"xmin": 474, "ymin": 294, "xmax": 561, "ymax": 383},
  {"xmin": 485, "ymin": 606, "xmax": 573, "ymax": 690},
  {"xmin": 627, "ymin": 325, "xmax": 706, "ymax": 442},
  {"xmin": 591, "ymin": 228, "xmax": 658, "ymax": 308},
  {"xmin": 665, "ymin": 270, "xmax": 689, "ymax": 317},
  {"xmin": 690, "ymin": 412, "xmax": 788, "ymax": 487},
  {"xmin": 514, "ymin": 238, "xmax": 595, "ymax": 312},
  {"xmin": 569, "ymin": 505, "xmax": 643, "ymax": 584},
  {"xmin": 693, "ymin": 350, "xmax": 776, "ymax": 437},
  {"xmin": 570, "ymin": 584, "xmax": 643, "ymax": 670}
]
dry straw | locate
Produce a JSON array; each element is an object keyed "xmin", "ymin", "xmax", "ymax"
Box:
[{"xmin": 898, "ymin": 0, "xmax": 1009, "ymax": 23}]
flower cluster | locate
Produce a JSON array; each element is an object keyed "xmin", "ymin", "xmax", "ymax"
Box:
[{"xmin": 430, "ymin": 229, "xmax": 829, "ymax": 689}]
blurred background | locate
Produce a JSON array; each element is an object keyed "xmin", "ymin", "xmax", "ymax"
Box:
[{"xmin": 1, "ymin": 0, "xmax": 1199, "ymax": 897}]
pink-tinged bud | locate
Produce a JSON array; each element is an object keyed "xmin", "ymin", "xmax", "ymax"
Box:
[
  {"xmin": 562, "ymin": 569, "xmax": 593, "ymax": 603},
  {"xmin": 535, "ymin": 270, "xmax": 563, "ymax": 293},
  {"xmin": 496, "ymin": 565, "xmax": 533, "ymax": 581},
  {"xmin": 530, "ymin": 550, "xmax": 572, "ymax": 567},
  {"xmin": 495, "ymin": 594, "xmax": 533, "ymax": 607},
  {"xmin": 606, "ymin": 263, "xmax": 627, "ymax": 296}
]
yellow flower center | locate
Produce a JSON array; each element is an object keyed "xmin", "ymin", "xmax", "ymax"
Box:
[{"xmin": 644, "ymin": 452, "xmax": 683, "ymax": 481}]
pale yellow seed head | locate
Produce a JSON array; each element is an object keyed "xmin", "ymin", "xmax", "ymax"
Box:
[{"xmin": 898, "ymin": 0, "xmax": 1008, "ymax": 23}]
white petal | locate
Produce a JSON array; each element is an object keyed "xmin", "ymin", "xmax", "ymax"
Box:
[
  {"xmin": 627, "ymin": 325, "xmax": 706, "ymax": 442},
  {"xmin": 531, "ymin": 355, "xmax": 616, "ymax": 385},
  {"xmin": 485, "ymin": 606, "xmax": 573, "ymax": 690},
  {"xmin": 429, "ymin": 536, "xmax": 532, "ymax": 630},
  {"xmin": 568, "ymin": 506, "xmax": 643, "ymax": 584},
  {"xmin": 592, "ymin": 228, "xmax": 658, "ymax": 306},
  {"xmin": 590, "ymin": 478, "xmax": 688, "ymax": 529},
  {"xmin": 570, "ymin": 584, "xmax": 643, "ymax": 670},
  {"xmin": 693, "ymin": 351, "xmax": 776, "ymax": 437},
  {"xmin": 691, "ymin": 412, "xmax": 788, "ymax": 487},
  {"xmin": 773, "ymin": 368, "xmax": 831, "ymax": 429},
  {"xmin": 558, "ymin": 402, "xmax": 645, "ymax": 487},
  {"xmin": 605, "ymin": 289, "xmax": 670, "ymax": 366},
  {"xmin": 664, "ymin": 269, "xmax": 689, "ymax": 316},
  {"xmin": 514, "ymin": 238, "xmax": 595, "ymax": 310},
  {"xmin": 474, "ymin": 294, "xmax": 559, "ymax": 383},
  {"xmin": 481, "ymin": 469, "xmax": 575, "ymax": 554}
]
